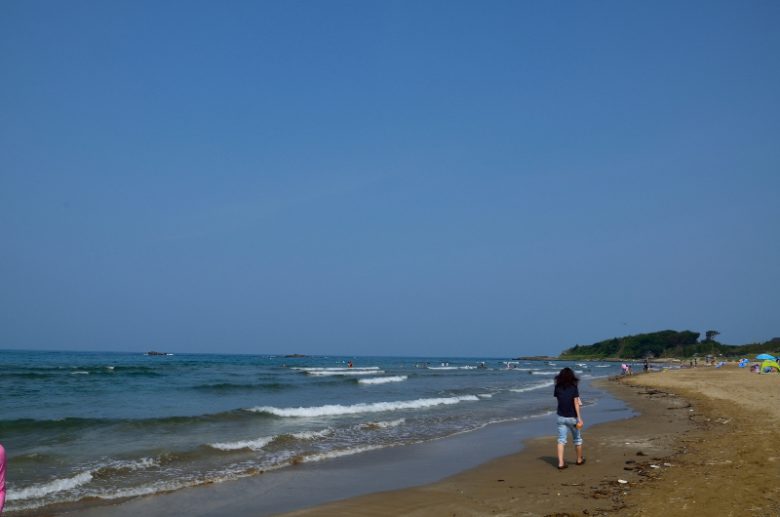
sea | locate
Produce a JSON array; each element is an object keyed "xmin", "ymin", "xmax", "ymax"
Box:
[{"xmin": 0, "ymin": 350, "xmax": 623, "ymax": 514}]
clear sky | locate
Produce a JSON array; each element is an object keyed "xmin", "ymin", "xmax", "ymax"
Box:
[{"xmin": 1, "ymin": 1, "xmax": 778, "ymax": 357}]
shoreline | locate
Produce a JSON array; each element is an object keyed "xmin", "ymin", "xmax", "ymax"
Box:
[
  {"xmin": 278, "ymin": 366, "xmax": 780, "ymax": 516},
  {"xmin": 49, "ymin": 377, "xmax": 632, "ymax": 517}
]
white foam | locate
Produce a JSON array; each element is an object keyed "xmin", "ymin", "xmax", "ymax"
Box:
[
  {"xmin": 102, "ymin": 457, "xmax": 159, "ymax": 472},
  {"xmin": 209, "ymin": 436, "xmax": 274, "ymax": 451},
  {"xmin": 71, "ymin": 371, "xmax": 89, "ymax": 375},
  {"xmin": 510, "ymin": 380, "xmax": 555, "ymax": 393},
  {"xmin": 293, "ymin": 367, "xmax": 380, "ymax": 372},
  {"xmin": 8, "ymin": 471, "xmax": 93, "ymax": 501},
  {"xmin": 290, "ymin": 429, "xmax": 333, "ymax": 440},
  {"xmin": 249, "ymin": 395, "xmax": 480, "ymax": 417},
  {"xmin": 301, "ymin": 445, "xmax": 385, "ymax": 463},
  {"xmin": 6, "ymin": 456, "xmax": 159, "ymax": 505},
  {"xmin": 360, "ymin": 418, "xmax": 406, "ymax": 429},
  {"xmin": 306, "ymin": 370, "xmax": 384, "ymax": 376},
  {"xmin": 477, "ymin": 393, "xmax": 494, "ymax": 398},
  {"xmin": 358, "ymin": 375, "xmax": 407, "ymax": 385},
  {"xmin": 530, "ymin": 371, "xmax": 557, "ymax": 375},
  {"xmin": 8, "ymin": 459, "xmax": 281, "ymax": 512}
]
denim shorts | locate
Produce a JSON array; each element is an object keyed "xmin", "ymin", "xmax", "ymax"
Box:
[{"xmin": 557, "ymin": 416, "xmax": 583, "ymax": 445}]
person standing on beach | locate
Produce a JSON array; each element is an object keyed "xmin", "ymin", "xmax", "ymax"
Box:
[{"xmin": 553, "ymin": 367, "xmax": 584, "ymax": 469}]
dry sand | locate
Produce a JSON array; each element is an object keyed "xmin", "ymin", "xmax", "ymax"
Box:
[{"xmin": 278, "ymin": 366, "xmax": 780, "ymax": 517}]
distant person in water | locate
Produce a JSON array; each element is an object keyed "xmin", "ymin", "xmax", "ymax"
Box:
[
  {"xmin": 0, "ymin": 442, "xmax": 6, "ymax": 514},
  {"xmin": 553, "ymin": 367, "xmax": 584, "ymax": 469},
  {"xmin": 347, "ymin": 361, "xmax": 353, "ymax": 368}
]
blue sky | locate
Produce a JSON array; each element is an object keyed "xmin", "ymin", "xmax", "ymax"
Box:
[{"xmin": 2, "ymin": 1, "xmax": 778, "ymax": 356}]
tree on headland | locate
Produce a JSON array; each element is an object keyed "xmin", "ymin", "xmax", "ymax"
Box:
[{"xmin": 704, "ymin": 330, "xmax": 720, "ymax": 342}]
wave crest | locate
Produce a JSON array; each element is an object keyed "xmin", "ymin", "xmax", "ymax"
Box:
[
  {"xmin": 358, "ymin": 376, "xmax": 407, "ymax": 385},
  {"xmin": 209, "ymin": 436, "xmax": 274, "ymax": 451},
  {"xmin": 305, "ymin": 370, "xmax": 384, "ymax": 376},
  {"xmin": 8, "ymin": 471, "xmax": 93, "ymax": 501},
  {"xmin": 510, "ymin": 380, "xmax": 554, "ymax": 393},
  {"xmin": 247, "ymin": 395, "xmax": 479, "ymax": 417}
]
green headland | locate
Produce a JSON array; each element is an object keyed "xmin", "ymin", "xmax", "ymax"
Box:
[{"xmin": 558, "ymin": 330, "xmax": 780, "ymax": 360}]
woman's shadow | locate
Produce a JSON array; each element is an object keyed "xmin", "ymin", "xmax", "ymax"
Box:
[{"xmin": 538, "ymin": 455, "xmax": 560, "ymax": 468}]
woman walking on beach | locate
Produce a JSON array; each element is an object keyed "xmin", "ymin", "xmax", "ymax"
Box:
[{"xmin": 554, "ymin": 367, "xmax": 584, "ymax": 469}]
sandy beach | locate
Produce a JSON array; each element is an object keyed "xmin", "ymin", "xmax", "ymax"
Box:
[{"xmin": 279, "ymin": 366, "xmax": 780, "ymax": 517}]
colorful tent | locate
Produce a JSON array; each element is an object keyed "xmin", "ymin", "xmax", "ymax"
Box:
[{"xmin": 760, "ymin": 360, "xmax": 780, "ymax": 373}]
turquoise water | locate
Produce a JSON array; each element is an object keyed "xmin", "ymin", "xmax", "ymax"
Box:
[{"xmin": 0, "ymin": 350, "xmax": 621, "ymax": 513}]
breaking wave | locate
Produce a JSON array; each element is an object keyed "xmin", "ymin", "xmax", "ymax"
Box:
[
  {"xmin": 358, "ymin": 376, "xmax": 407, "ymax": 385},
  {"xmin": 247, "ymin": 395, "xmax": 480, "ymax": 417},
  {"xmin": 509, "ymin": 380, "xmax": 555, "ymax": 393}
]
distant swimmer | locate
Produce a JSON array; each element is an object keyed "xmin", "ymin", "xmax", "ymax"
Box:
[{"xmin": 347, "ymin": 361, "xmax": 353, "ymax": 368}]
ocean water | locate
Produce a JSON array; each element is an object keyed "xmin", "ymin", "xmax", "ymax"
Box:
[{"xmin": 0, "ymin": 350, "xmax": 621, "ymax": 514}]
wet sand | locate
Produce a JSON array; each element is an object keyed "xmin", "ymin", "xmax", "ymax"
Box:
[{"xmin": 279, "ymin": 366, "xmax": 780, "ymax": 516}]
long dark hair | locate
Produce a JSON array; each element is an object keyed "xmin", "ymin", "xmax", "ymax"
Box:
[{"xmin": 555, "ymin": 367, "xmax": 579, "ymax": 388}]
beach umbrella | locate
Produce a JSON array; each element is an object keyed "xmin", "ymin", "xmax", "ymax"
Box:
[{"xmin": 756, "ymin": 354, "xmax": 776, "ymax": 361}]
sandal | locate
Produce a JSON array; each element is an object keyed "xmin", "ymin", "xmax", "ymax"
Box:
[
  {"xmin": 576, "ymin": 458, "xmax": 586, "ymax": 466},
  {"xmin": 557, "ymin": 464, "xmax": 568, "ymax": 470}
]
